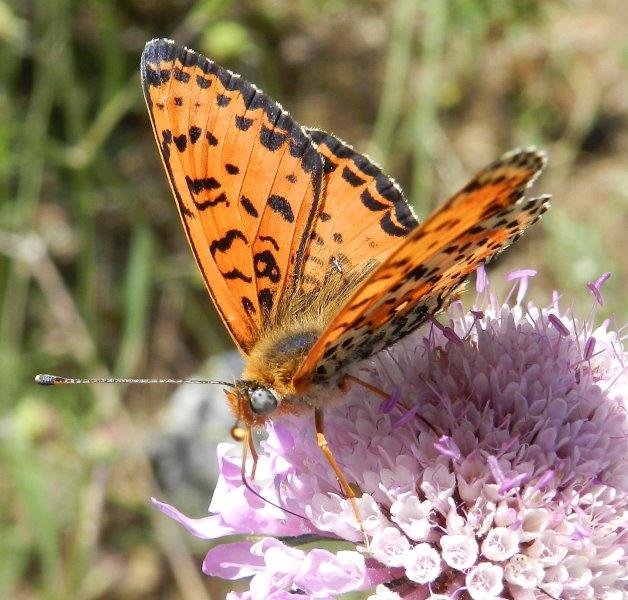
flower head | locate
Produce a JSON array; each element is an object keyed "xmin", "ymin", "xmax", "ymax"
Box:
[{"xmin": 155, "ymin": 267, "xmax": 627, "ymax": 598}]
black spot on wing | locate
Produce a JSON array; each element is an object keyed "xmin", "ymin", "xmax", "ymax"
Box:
[
  {"xmin": 206, "ymin": 131, "xmax": 219, "ymax": 146},
  {"xmin": 380, "ymin": 213, "xmax": 413, "ymax": 237},
  {"xmin": 242, "ymin": 297, "xmax": 256, "ymax": 316},
  {"xmin": 322, "ymin": 157, "xmax": 337, "ymax": 173},
  {"xmin": 225, "ymin": 163, "xmax": 240, "ymax": 175},
  {"xmin": 209, "ymin": 229, "xmax": 248, "ymax": 258},
  {"xmin": 310, "ymin": 231, "xmax": 324, "ymax": 245},
  {"xmin": 177, "ymin": 197, "xmax": 193, "ymax": 218},
  {"xmin": 259, "ymin": 235, "xmax": 280, "ymax": 251},
  {"xmin": 341, "ymin": 166, "xmax": 366, "ymax": 187},
  {"xmin": 189, "ymin": 126, "xmax": 202, "ymax": 144},
  {"xmin": 216, "ymin": 94, "xmax": 231, "ymax": 107},
  {"xmin": 161, "ymin": 129, "xmax": 173, "ymax": 160},
  {"xmin": 376, "ymin": 178, "xmax": 417, "ymax": 230},
  {"xmin": 260, "ymin": 124, "xmax": 288, "ymax": 151},
  {"xmin": 222, "ymin": 268, "xmax": 252, "ymax": 283},
  {"xmin": 173, "ymin": 67, "xmax": 190, "ymax": 83},
  {"xmin": 240, "ymin": 195, "xmax": 258, "ymax": 218},
  {"xmin": 174, "ymin": 97, "xmax": 183, "ymax": 106},
  {"xmin": 196, "ymin": 75, "xmax": 211, "ymax": 89},
  {"xmin": 352, "ymin": 154, "xmax": 380, "ymax": 178},
  {"xmin": 361, "ymin": 189, "xmax": 387, "ymax": 212},
  {"xmin": 193, "ymin": 192, "xmax": 229, "ymax": 211},
  {"xmin": 186, "ymin": 176, "xmax": 221, "ymax": 195},
  {"xmin": 235, "ymin": 115, "xmax": 254, "ymax": 130},
  {"xmin": 268, "ymin": 194, "xmax": 294, "ymax": 223},
  {"xmin": 174, "ymin": 134, "xmax": 187, "ymax": 152},
  {"xmin": 253, "ymin": 250, "xmax": 281, "ymax": 283},
  {"xmin": 286, "ymin": 173, "xmax": 297, "ymax": 183},
  {"xmin": 408, "ymin": 265, "xmax": 427, "ymax": 281},
  {"xmin": 142, "ymin": 65, "xmax": 163, "ymax": 88}
]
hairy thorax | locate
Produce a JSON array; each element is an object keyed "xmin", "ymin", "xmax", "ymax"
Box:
[
  {"xmin": 237, "ymin": 262, "xmax": 380, "ymax": 420},
  {"xmin": 243, "ymin": 328, "xmax": 321, "ymax": 396}
]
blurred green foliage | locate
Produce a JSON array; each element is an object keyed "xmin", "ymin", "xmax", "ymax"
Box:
[{"xmin": 0, "ymin": 0, "xmax": 626, "ymax": 598}]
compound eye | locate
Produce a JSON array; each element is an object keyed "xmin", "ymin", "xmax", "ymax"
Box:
[{"xmin": 249, "ymin": 387, "xmax": 280, "ymax": 416}]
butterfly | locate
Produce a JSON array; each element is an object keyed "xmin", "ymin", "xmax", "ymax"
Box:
[{"xmin": 139, "ymin": 38, "xmax": 549, "ymax": 533}]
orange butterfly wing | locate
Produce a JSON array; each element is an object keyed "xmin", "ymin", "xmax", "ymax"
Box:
[
  {"xmin": 299, "ymin": 130, "xmax": 418, "ymax": 291},
  {"xmin": 141, "ymin": 39, "xmax": 324, "ymax": 353},
  {"xmin": 294, "ymin": 148, "xmax": 549, "ymax": 386}
]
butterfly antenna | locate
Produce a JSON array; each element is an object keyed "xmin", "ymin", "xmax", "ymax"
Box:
[
  {"xmin": 35, "ymin": 373, "xmax": 235, "ymax": 387},
  {"xmin": 239, "ymin": 427, "xmax": 307, "ymax": 522}
]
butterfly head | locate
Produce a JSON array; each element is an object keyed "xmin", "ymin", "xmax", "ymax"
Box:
[{"xmin": 227, "ymin": 381, "xmax": 284, "ymax": 438}]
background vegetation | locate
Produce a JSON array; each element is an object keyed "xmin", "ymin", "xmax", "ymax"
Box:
[{"xmin": 1, "ymin": 0, "xmax": 626, "ymax": 598}]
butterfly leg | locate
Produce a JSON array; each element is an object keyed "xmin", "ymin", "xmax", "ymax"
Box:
[
  {"xmin": 245, "ymin": 427, "xmax": 259, "ymax": 480},
  {"xmin": 340, "ymin": 374, "xmax": 388, "ymax": 399},
  {"xmin": 340, "ymin": 374, "xmax": 440, "ymax": 436},
  {"xmin": 314, "ymin": 408, "xmax": 370, "ymax": 550}
]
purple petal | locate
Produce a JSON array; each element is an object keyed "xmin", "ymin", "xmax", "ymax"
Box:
[
  {"xmin": 293, "ymin": 549, "xmax": 366, "ymax": 596},
  {"xmin": 264, "ymin": 421, "xmax": 296, "ymax": 455},
  {"xmin": 254, "ymin": 537, "xmax": 305, "ymax": 576},
  {"xmin": 506, "ymin": 269, "xmax": 537, "ymax": 281},
  {"xmin": 209, "ymin": 445, "xmax": 315, "ymax": 538},
  {"xmin": 470, "ymin": 310, "xmax": 485, "ymax": 320},
  {"xmin": 548, "ymin": 314, "xmax": 570, "ymax": 336},
  {"xmin": 202, "ymin": 541, "xmax": 265, "ymax": 579},
  {"xmin": 151, "ymin": 498, "xmax": 234, "ymax": 540}
]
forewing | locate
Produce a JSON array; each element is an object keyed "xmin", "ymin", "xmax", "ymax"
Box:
[
  {"xmin": 300, "ymin": 129, "xmax": 418, "ymax": 291},
  {"xmin": 141, "ymin": 39, "xmax": 323, "ymax": 353},
  {"xmin": 294, "ymin": 148, "xmax": 548, "ymax": 387}
]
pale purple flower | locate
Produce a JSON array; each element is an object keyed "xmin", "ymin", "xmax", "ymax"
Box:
[
  {"xmin": 465, "ymin": 562, "xmax": 504, "ymax": 599},
  {"xmin": 405, "ymin": 542, "xmax": 442, "ymax": 584},
  {"xmin": 154, "ymin": 267, "xmax": 627, "ymax": 598},
  {"xmin": 440, "ymin": 534, "xmax": 479, "ymax": 570}
]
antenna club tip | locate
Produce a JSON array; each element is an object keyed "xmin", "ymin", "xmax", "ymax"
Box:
[{"xmin": 35, "ymin": 373, "xmax": 62, "ymax": 385}]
